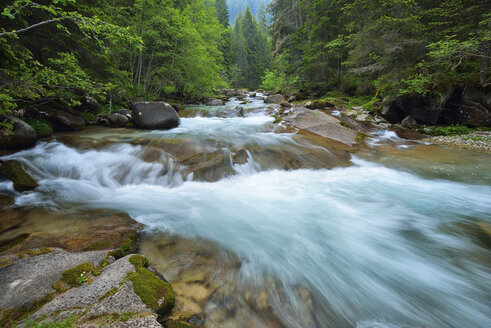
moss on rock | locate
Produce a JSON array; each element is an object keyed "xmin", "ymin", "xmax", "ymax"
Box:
[
  {"xmin": 0, "ymin": 160, "xmax": 38, "ymax": 191},
  {"xmin": 128, "ymin": 254, "xmax": 148, "ymax": 268},
  {"xmin": 59, "ymin": 262, "xmax": 102, "ymax": 288},
  {"xmin": 127, "ymin": 255, "xmax": 175, "ymax": 316},
  {"xmin": 25, "ymin": 119, "xmax": 54, "ymax": 138},
  {"xmin": 108, "ymin": 238, "xmax": 136, "ymax": 260}
]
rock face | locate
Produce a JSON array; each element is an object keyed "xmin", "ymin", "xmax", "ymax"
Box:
[
  {"xmin": 131, "ymin": 101, "xmax": 179, "ymax": 130},
  {"xmin": 383, "ymin": 88, "xmax": 491, "ymax": 126},
  {"xmin": 265, "ymin": 94, "xmax": 285, "ymax": 104},
  {"xmin": 284, "ymin": 108, "xmax": 360, "ymax": 146},
  {"xmin": 45, "ymin": 109, "xmax": 86, "ymax": 131},
  {"xmin": 0, "ymin": 249, "xmax": 107, "ymax": 309},
  {"xmin": 0, "ymin": 117, "xmax": 37, "ymax": 150},
  {"xmin": 402, "ymin": 115, "xmax": 417, "ymax": 128},
  {"xmin": 306, "ymin": 99, "xmax": 334, "ymax": 109},
  {"xmin": 206, "ymin": 99, "xmax": 224, "ymax": 106},
  {"xmin": 108, "ymin": 113, "xmax": 129, "ymax": 127},
  {"xmin": 0, "ymin": 160, "xmax": 38, "ymax": 191},
  {"xmin": 75, "ymin": 96, "xmax": 99, "ymax": 113},
  {"xmin": 280, "ymin": 101, "xmax": 293, "ymax": 108}
]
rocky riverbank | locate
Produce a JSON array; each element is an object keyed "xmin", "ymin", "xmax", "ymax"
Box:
[
  {"xmin": 422, "ymin": 131, "xmax": 491, "ymax": 152},
  {"xmin": 0, "ymin": 202, "xmax": 196, "ymax": 328}
]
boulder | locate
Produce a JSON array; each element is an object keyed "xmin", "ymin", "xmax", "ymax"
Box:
[
  {"xmin": 108, "ymin": 113, "xmax": 129, "ymax": 127},
  {"xmin": 0, "ymin": 116, "xmax": 37, "ymax": 150},
  {"xmin": 172, "ymin": 104, "xmax": 185, "ymax": 112},
  {"xmin": 131, "ymin": 101, "xmax": 179, "ymax": 130},
  {"xmin": 75, "ymin": 96, "xmax": 99, "ymax": 113},
  {"xmin": 265, "ymin": 94, "xmax": 284, "ymax": 104},
  {"xmin": 401, "ymin": 115, "xmax": 417, "ymax": 128},
  {"xmin": 47, "ymin": 109, "xmax": 86, "ymax": 131},
  {"xmin": 0, "ymin": 160, "xmax": 38, "ymax": 191},
  {"xmin": 280, "ymin": 101, "xmax": 293, "ymax": 108},
  {"xmin": 306, "ymin": 99, "xmax": 334, "ymax": 110},
  {"xmin": 206, "ymin": 99, "xmax": 224, "ymax": 106},
  {"xmin": 117, "ymin": 108, "xmax": 130, "ymax": 116}
]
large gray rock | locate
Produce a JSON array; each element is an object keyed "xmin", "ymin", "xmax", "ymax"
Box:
[
  {"xmin": 402, "ymin": 115, "xmax": 417, "ymax": 128},
  {"xmin": 0, "ymin": 116, "xmax": 37, "ymax": 150},
  {"xmin": 284, "ymin": 108, "xmax": 359, "ymax": 146},
  {"xmin": 76, "ymin": 96, "xmax": 99, "ymax": 113},
  {"xmin": 131, "ymin": 101, "xmax": 179, "ymax": 130},
  {"xmin": 108, "ymin": 113, "xmax": 129, "ymax": 127},
  {"xmin": 0, "ymin": 160, "xmax": 38, "ymax": 191},
  {"xmin": 265, "ymin": 94, "xmax": 285, "ymax": 104},
  {"xmin": 48, "ymin": 109, "xmax": 86, "ymax": 131},
  {"xmin": 30, "ymin": 254, "xmax": 136, "ymax": 320},
  {"xmin": 206, "ymin": 99, "xmax": 224, "ymax": 106},
  {"xmin": 0, "ymin": 249, "xmax": 107, "ymax": 309}
]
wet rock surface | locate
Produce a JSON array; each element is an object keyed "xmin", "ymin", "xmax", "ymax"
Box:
[{"xmin": 131, "ymin": 101, "xmax": 180, "ymax": 130}]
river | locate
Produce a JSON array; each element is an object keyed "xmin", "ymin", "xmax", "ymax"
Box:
[{"xmin": 1, "ymin": 95, "xmax": 490, "ymax": 328}]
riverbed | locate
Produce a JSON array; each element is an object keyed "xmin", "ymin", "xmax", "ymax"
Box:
[{"xmin": 1, "ymin": 95, "xmax": 490, "ymax": 328}]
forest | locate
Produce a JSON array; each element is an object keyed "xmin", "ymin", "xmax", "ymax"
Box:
[{"xmin": 0, "ymin": 0, "xmax": 489, "ymax": 132}]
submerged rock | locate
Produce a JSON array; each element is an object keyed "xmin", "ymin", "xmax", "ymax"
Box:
[
  {"xmin": 131, "ymin": 101, "xmax": 180, "ymax": 130},
  {"xmin": 0, "ymin": 160, "xmax": 38, "ymax": 191},
  {"xmin": 0, "ymin": 116, "xmax": 37, "ymax": 150}
]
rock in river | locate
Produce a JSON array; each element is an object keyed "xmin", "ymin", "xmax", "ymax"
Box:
[
  {"xmin": 0, "ymin": 116, "xmax": 37, "ymax": 150},
  {"xmin": 265, "ymin": 94, "xmax": 285, "ymax": 104},
  {"xmin": 131, "ymin": 101, "xmax": 180, "ymax": 130},
  {"xmin": 108, "ymin": 113, "xmax": 129, "ymax": 127},
  {"xmin": 0, "ymin": 160, "xmax": 38, "ymax": 191}
]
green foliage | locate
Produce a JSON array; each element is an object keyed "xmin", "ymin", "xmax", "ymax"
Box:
[
  {"xmin": 25, "ymin": 119, "xmax": 53, "ymax": 137},
  {"xmin": 128, "ymin": 254, "xmax": 149, "ymax": 268},
  {"xmin": 268, "ymin": 0, "xmax": 490, "ymax": 98},
  {"xmin": 422, "ymin": 124, "xmax": 470, "ymax": 136}
]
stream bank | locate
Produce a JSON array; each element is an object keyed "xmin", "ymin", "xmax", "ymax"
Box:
[{"xmin": 1, "ymin": 91, "xmax": 491, "ymax": 328}]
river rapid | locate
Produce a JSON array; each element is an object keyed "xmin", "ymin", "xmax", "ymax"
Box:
[{"xmin": 1, "ymin": 95, "xmax": 490, "ymax": 328}]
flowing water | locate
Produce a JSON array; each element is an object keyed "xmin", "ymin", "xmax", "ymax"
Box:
[{"xmin": 1, "ymin": 95, "xmax": 490, "ymax": 328}]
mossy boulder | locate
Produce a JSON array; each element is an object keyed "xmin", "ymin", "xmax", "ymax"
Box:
[
  {"xmin": 128, "ymin": 255, "xmax": 175, "ymax": 316},
  {"xmin": 0, "ymin": 160, "xmax": 38, "ymax": 191},
  {"xmin": 59, "ymin": 262, "xmax": 102, "ymax": 288},
  {"xmin": 25, "ymin": 118, "xmax": 54, "ymax": 138},
  {"xmin": 0, "ymin": 116, "xmax": 37, "ymax": 150}
]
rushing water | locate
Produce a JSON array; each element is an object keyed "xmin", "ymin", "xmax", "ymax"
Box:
[{"xmin": 1, "ymin": 95, "xmax": 491, "ymax": 328}]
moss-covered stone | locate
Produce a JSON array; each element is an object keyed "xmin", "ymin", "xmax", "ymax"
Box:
[
  {"xmin": 129, "ymin": 254, "xmax": 148, "ymax": 268},
  {"xmin": 0, "ymin": 160, "xmax": 38, "ymax": 191},
  {"xmin": 17, "ymin": 247, "xmax": 53, "ymax": 259},
  {"xmin": 127, "ymin": 256, "xmax": 175, "ymax": 316},
  {"xmin": 0, "ymin": 293, "xmax": 55, "ymax": 328},
  {"xmin": 166, "ymin": 320, "xmax": 197, "ymax": 328},
  {"xmin": 59, "ymin": 262, "xmax": 102, "ymax": 288},
  {"xmin": 109, "ymin": 237, "xmax": 136, "ymax": 260},
  {"xmin": 51, "ymin": 280, "xmax": 70, "ymax": 293}
]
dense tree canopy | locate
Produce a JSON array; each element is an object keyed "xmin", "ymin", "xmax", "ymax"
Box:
[
  {"xmin": 265, "ymin": 0, "xmax": 490, "ymax": 100},
  {"xmin": 0, "ymin": 0, "xmax": 231, "ymax": 131}
]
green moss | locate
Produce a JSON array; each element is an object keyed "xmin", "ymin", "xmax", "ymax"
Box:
[
  {"xmin": 109, "ymin": 237, "xmax": 136, "ymax": 260},
  {"xmin": 420, "ymin": 124, "xmax": 470, "ymax": 136},
  {"xmin": 98, "ymin": 287, "xmax": 118, "ymax": 301},
  {"xmin": 129, "ymin": 254, "xmax": 148, "ymax": 268},
  {"xmin": 81, "ymin": 112, "xmax": 97, "ymax": 122},
  {"xmin": 17, "ymin": 247, "xmax": 53, "ymax": 259},
  {"xmin": 86, "ymin": 240, "xmax": 112, "ymax": 251},
  {"xmin": 273, "ymin": 117, "xmax": 283, "ymax": 124},
  {"xmin": 51, "ymin": 280, "xmax": 69, "ymax": 293},
  {"xmin": 127, "ymin": 267, "xmax": 175, "ymax": 315},
  {"xmin": 1, "ymin": 294, "xmax": 56, "ymax": 328},
  {"xmin": 165, "ymin": 320, "xmax": 196, "ymax": 328},
  {"xmin": 25, "ymin": 119, "xmax": 53, "ymax": 138},
  {"xmin": 59, "ymin": 262, "xmax": 102, "ymax": 287},
  {"xmin": 21, "ymin": 314, "xmax": 78, "ymax": 328},
  {"xmin": 0, "ymin": 160, "xmax": 39, "ymax": 191}
]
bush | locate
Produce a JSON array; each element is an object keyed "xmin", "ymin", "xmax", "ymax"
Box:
[{"xmin": 25, "ymin": 119, "xmax": 53, "ymax": 138}]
